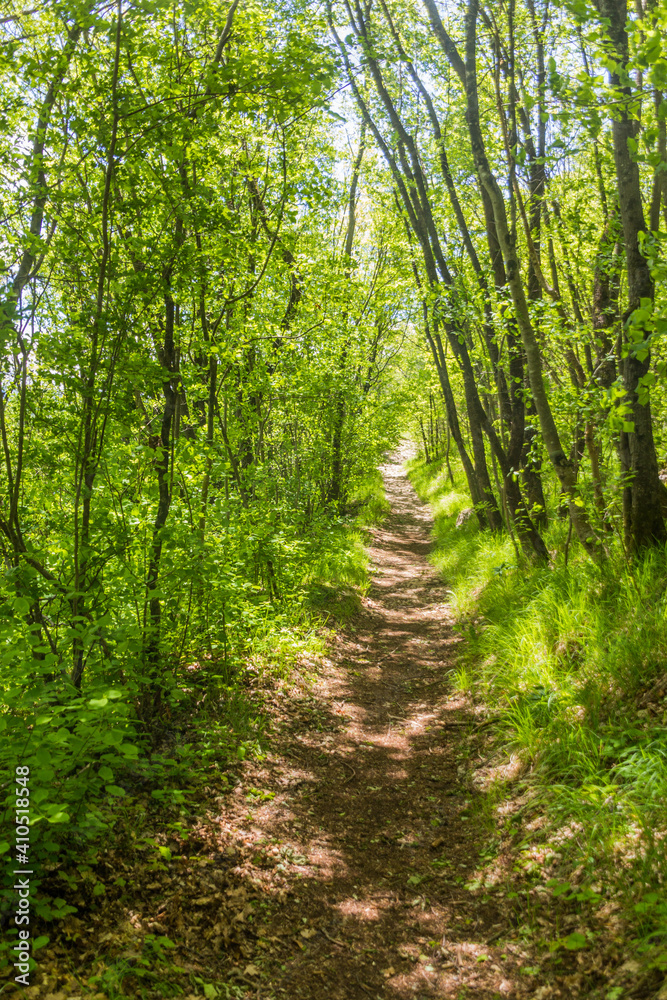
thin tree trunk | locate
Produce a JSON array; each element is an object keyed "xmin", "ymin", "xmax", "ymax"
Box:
[
  {"xmin": 592, "ymin": 0, "xmax": 666, "ymax": 549},
  {"xmin": 424, "ymin": 320, "xmax": 488, "ymax": 529},
  {"xmin": 329, "ymin": 126, "xmax": 366, "ymax": 505},
  {"xmin": 419, "ymin": 417, "xmax": 431, "ymax": 464},
  {"xmin": 72, "ymin": 5, "xmax": 122, "ymax": 687},
  {"xmin": 459, "ymin": 0, "xmax": 601, "ymax": 558},
  {"xmin": 142, "ymin": 215, "xmax": 183, "ymax": 714}
]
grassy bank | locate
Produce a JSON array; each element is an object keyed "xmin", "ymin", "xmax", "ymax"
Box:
[{"xmin": 408, "ymin": 454, "xmax": 667, "ymax": 987}]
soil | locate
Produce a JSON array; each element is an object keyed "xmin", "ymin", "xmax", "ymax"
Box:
[{"xmin": 209, "ymin": 456, "xmax": 536, "ymax": 999}]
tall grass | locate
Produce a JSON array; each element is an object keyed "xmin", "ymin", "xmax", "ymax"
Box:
[
  {"xmin": 408, "ymin": 454, "xmax": 667, "ymax": 967},
  {"xmin": 304, "ymin": 467, "xmax": 388, "ymax": 623}
]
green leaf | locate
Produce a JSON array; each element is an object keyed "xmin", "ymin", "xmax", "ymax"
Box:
[
  {"xmin": 47, "ymin": 811, "xmax": 70, "ymax": 824},
  {"xmin": 105, "ymin": 785, "xmax": 126, "ymax": 797},
  {"xmin": 13, "ymin": 597, "xmax": 30, "ymax": 616},
  {"xmin": 563, "ymin": 932, "xmax": 587, "ymax": 950},
  {"xmin": 546, "ymin": 881, "xmax": 571, "ymax": 897},
  {"xmin": 32, "ymin": 936, "xmax": 49, "ymax": 951}
]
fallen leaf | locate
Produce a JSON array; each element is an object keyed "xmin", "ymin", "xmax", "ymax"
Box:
[{"xmin": 244, "ymin": 964, "xmax": 261, "ymax": 977}]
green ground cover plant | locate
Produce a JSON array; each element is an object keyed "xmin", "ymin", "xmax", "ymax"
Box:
[
  {"xmin": 409, "ymin": 453, "xmax": 667, "ymax": 975},
  {"xmin": 0, "ymin": 467, "xmax": 383, "ymax": 982}
]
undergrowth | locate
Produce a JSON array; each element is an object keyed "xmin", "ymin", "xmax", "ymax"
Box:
[
  {"xmin": 0, "ymin": 472, "xmax": 384, "ymax": 989},
  {"xmin": 305, "ymin": 468, "xmax": 388, "ymax": 622},
  {"xmin": 408, "ymin": 454, "xmax": 667, "ymax": 980}
]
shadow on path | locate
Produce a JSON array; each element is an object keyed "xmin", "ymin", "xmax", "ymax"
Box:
[{"xmin": 206, "ymin": 458, "xmax": 531, "ymax": 999}]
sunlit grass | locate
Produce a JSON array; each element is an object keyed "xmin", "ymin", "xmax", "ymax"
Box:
[
  {"xmin": 408, "ymin": 452, "xmax": 667, "ymax": 962},
  {"xmin": 304, "ymin": 468, "xmax": 387, "ymax": 624}
]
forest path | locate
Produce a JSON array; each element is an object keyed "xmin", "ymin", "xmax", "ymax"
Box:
[{"xmin": 215, "ymin": 453, "xmax": 533, "ymax": 999}]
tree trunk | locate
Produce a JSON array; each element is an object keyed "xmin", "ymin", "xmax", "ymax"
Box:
[
  {"xmin": 419, "ymin": 417, "xmax": 431, "ymax": 464},
  {"xmin": 425, "ymin": 322, "xmax": 489, "ymax": 529},
  {"xmin": 142, "ymin": 224, "xmax": 181, "ymax": 715},
  {"xmin": 329, "ymin": 127, "xmax": 366, "ymax": 505},
  {"xmin": 460, "ymin": 0, "xmax": 601, "ymax": 558},
  {"xmin": 592, "ymin": 0, "xmax": 666, "ymax": 549}
]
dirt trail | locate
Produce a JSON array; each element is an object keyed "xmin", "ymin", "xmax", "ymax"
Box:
[{"xmin": 217, "ymin": 456, "xmax": 531, "ymax": 998}]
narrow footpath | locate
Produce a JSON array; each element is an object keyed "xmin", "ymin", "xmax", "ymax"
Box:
[{"xmin": 209, "ymin": 457, "xmax": 533, "ymax": 999}]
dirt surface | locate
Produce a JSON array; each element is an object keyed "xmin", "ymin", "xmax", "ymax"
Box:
[{"xmin": 211, "ymin": 456, "xmax": 536, "ymax": 999}]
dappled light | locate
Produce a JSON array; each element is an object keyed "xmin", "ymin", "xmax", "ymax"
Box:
[{"xmin": 147, "ymin": 456, "xmax": 529, "ymax": 1000}]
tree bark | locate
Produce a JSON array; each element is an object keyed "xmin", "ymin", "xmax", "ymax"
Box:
[
  {"xmin": 142, "ymin": 218, "xmax": 182, "ymax": 714},
  {"xmin": 330, "ymin": 127, "xmax": 366, "ymax": 505},
  {"xmin": 456, "ymin": 0, "xmax": 601, "ymax": 557},
  {"xmin": 592, "ymin": 0, "xmax": 666, "ymax": 549}
]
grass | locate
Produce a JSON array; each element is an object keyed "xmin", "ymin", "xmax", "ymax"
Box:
[
  {"xmin": 305, "ymin": 467, "xmax": 388, "ymax": 624},
  {"xmin": 408, "ymin": 453, "xmax": 667, "ymax": 977}
]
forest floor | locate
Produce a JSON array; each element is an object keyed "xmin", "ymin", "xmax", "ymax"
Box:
[
  {"xmin": 22, "ymin": 456, "xmax": 640, "ymax": 999},
  {"xmin": 222, "ymin": 452, "xmax": 528, "ymax": 1000},
  {"xmin": 164, "ymin": 452, "xmax": 575, "ymax": 1000},
  {"xmin": 238, "ymin": 452, "xmax": 557, "ymax": 1000}
]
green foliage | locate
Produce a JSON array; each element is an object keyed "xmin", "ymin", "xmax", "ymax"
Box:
[
  {"xmin": 4, "ymin": 0, "xmax": 667, "ymax": 978},
  {"xmin": 409, "ymin": 452, "xmax": 667, "ymax": 965}
]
